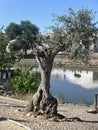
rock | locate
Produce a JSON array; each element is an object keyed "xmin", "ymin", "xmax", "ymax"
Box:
[
  {"xmin": 26, "ymin": 112, "xmax": 33, "ymax": 117},
  {"xmin": 0, "ymin": 85, "xmax": 4, "ymax": 89},
  {"xmin": 0, "ymin": 90, "xmax": 4, "ymax": 94}
]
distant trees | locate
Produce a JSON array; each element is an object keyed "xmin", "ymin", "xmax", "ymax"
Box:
[
  {"xmin": 5, "ymin": 23, "xmax": 22, "ymax": 40},
  {"xmin": 0, "ymin": 31, "xmax": 16, "ymax": 68},
  {"xmin": 20, "ymin": 21, "xmax": 39, "ymax": 56},
  {"xmin": 0, "ymin": 28, "xmax": 11, "ymax": 68},
  {"xmin": 5, "ymin": 20, "xmax": 39, "ymax": 56},
  {"xmin": 0, "ymin": 20, "xmax": 39, "ymax": 67}
]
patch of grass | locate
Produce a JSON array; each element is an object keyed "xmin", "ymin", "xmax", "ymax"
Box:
[
  {"xmin": 45, "ymin": 114, "xmax": 53, "ymax": 119},
  {"xmin": 13, "ymin": 93, "xmax": 33, "ymax": 100},
  {"xmin": 78, "ymin": 98, "xmax": 87, "ymax": 106}
]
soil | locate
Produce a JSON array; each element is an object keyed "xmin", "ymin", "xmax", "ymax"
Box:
[{"xmin": 0, "ymin": 96, "xmax": 98, "ymax": 130}]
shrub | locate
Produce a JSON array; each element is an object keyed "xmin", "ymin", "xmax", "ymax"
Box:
[{"xmin": 11, "ymin": 67, "xmax": 40, "ymax": 94}]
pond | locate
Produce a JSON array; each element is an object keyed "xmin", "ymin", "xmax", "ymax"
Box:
[
  {"xmin": 32, "ymin": 67, "xmax": 98, "ymax": 105},
  {"xmin": 1, "ymin": 67, "xmax": 98, "ymax": 105}
]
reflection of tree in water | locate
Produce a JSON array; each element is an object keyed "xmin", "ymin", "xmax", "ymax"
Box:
[
  {"xmin": 51, "ymin": 73, "xmax": 66, "ymax": 80},
  {"xmin": 74, "ymin": 70, "xmax": 81, "ymax": 78},
  {"xmin": 74, "ymin": 73, "xmax": 81, "ymax": 78},
  {"xmin": 93, "ymin": 72, "xmax": 98, "ymax": 83},
  {"xmin": 0, "ymin": 70, "xmax": 14, "ymax": 80}
]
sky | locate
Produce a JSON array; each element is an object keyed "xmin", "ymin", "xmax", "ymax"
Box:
[{"xmin": 0, "ymin": 0, "xmax": 98, "ymax": 33}]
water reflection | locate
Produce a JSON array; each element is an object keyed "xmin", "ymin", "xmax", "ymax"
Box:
[
  {"xmin": 93, "ymin": 72, "xmax": 98, "ymax": 83},
  {"xmin": 51, "ymin": 69, "xmax": 98, "ymax": 89},
  {"xmin": 29, "ymin": 67, "xmax": 98, "ymax": 105},
  {"xmin": 1, "ymin": 67, "xmax": 97, "ymax": 105},
  {"xmin": 50, "ymin": 68, "xmax": 98, "ymax": 105}
]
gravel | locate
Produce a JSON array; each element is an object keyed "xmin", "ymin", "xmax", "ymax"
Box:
[{"xmin": 0, "ymin": 96, "xmax": 98, "ymax": 130}]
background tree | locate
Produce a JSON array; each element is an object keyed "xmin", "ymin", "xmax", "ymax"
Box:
[
  {"xmin": 0, "ymin": 28, "xmax": 13, "ymax": 68},
  {"xmin": 19, "ymin": 20, "xmax": 39, "ymax": 56},
  {"xmin": 27, "ymin": 8, "xmax": 98, "ymax": 116},
  {"xmin": 5, "ymin": 22, "xmax": 22, "ymax": 40},
  {"xmin": 5, "ymin": 21, "xmax": 39, "ymax": 56}
]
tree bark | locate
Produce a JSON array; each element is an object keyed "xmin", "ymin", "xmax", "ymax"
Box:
[{"xmin": 27, "ymin": 54, "xmax": 58, "ymax": 116}]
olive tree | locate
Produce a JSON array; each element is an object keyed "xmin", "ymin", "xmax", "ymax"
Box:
[{"xmin": 27, "ymin": 8, "xmax": 98, "ymax": 116}]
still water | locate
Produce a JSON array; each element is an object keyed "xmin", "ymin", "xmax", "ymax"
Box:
[
  {"xmin": 33, "ymin": 67, "xmax": 98, "ymax": 105},
  {"xmin": 1, "ymin": 67, "xmax": 98, "ymax": 105},
  {"xmin": 50, "ymin": 68, "xmax": 98, "ymax": 105}
]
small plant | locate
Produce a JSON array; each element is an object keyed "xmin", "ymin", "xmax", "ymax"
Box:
[
  {"xmin": 11, "ymin": 67, "xmax": 40, "ymax": 95},
  {"xmin": 46, "ymin": 114, "xmax": 53, "ymax": 119},
  {"xmin": 78, "ymin": 98, "xmax": 86, "ymax": 105}
]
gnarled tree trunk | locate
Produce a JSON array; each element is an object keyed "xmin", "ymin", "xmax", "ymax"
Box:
[{"xmin": 27, "ymin": 53, "xmax": 58, "ymax": 116}]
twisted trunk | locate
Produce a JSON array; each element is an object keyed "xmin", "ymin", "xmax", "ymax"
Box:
[{"xmin": 27, "ymin": 54, "xmax": 58, "ymax": 116}]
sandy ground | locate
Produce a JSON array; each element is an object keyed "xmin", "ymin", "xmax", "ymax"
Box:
[
  {"xmin": 0, "ymin": 96, "xmax": 98, "ymax": 130},
  {"xmin": 0, "ymin": 118, "xmax": 30, "ymax": 130},
  {"xmin": 0, "ymin": 96, "xmax": 31, "ymax": 130}
]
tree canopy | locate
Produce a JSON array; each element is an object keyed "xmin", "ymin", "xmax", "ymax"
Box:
[
  {"xmin": 5, "ymin": 22, "xmax": 22, "ymax": 40},
  {"xmin": 0, "ymin": 28, "xmax": 12, "ymax": 68},
  {"xmin": 5, "ymin": 20, "xmax": 39, "ymax": 56},
  {"xmin": 56, "ymin": 8, "xmax": 98, "ymax": 60},
  {"xmin": 38, "ymin": 8, "xmax": 98, "ymax": 61}
]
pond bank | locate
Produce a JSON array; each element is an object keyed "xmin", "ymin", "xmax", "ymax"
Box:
[{"xmin": 15, "ymin": 55, "xmax": 98, "ymax": 71}]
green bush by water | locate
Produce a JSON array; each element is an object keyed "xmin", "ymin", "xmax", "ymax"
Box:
[{"xmin": 11, "ymin": 67, "xmax": 40, "ymax": 94}]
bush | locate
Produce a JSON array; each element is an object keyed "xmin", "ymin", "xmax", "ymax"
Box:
[{"xmin": 11, "ymin": 67, "xmax": 40, "ymax": 94}]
